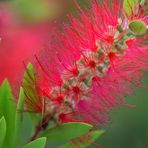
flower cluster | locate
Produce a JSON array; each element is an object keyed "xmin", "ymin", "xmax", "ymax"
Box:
[{"xmin": 23, "ymin": 0, "xmax": 148, "ymax": 128}]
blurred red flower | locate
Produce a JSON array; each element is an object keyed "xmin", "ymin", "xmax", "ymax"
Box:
[{"xmin": 0, "ymin": 5, "xmax": 49, "ymax": 85}]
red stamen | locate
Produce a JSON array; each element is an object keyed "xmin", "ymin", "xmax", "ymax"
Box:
[
  {"xmin": 89, "ymin": 60, "xmax": 96, "ymax": 68},
  {"xmin": 73, "ymin": 86, "xmax": 80, "ymax": 94}
]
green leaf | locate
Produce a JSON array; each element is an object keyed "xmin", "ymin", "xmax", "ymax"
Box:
[
  {"xmin": 60, "ymin": 143, "xmax": 72, "ymax": 148},
  {"xmin": 23, "ymin": 63, "xmax": 41, "ymax": 123},
  {"xmin": 123, "ymin": 0, "xmax": 138, "ymax": 17},
  {"xmin": 14, "ymin": 87, "xmax": 25, "ymax": 147},
  {"xmin": 23, "ymin": 63, "xmax": 39, "ymax": 112},
  {"xmin": 40, "ymin": 122, "xmax": 93, "ymax": 142},
  {"xmin": 23, "ymin": 137, "xmax": 47, "ymax": 148},
  {"xmin": 85, "ymin": 130, "xmax": 104, "ymax": 147},
  {"xmin": 20, "ymin": 113, "xmax": 34, "ymax": 146},
  {"xmin": 0, "ymin": 79, "xmax": 15, "ymax": 148},
  {"xmin": 129, "ymin": 20, "xmax": 147, "ymax": 35},
  {"xmin": 60, "ymin": 130, "xmax": 104, "ymax": 148},
  {"xmin": 0, "ymin": 116, "xmax": 6, "ymax": 147},
  {"xmin": 23, "ymin": 63, "xmax": 36, "ymax": 87}
]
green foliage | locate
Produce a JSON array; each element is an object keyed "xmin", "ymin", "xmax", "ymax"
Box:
[
  {"xmin": 123, "ymin": 0, "xmax": 138, "ymax": 17},
  {"xmin": 23, "ymin": 137, "xmax": 47, "ymax": 148},
  {"xmin": 19, "ymin": 113, "xmax": 35, "ymax": 147},
  {"xmin": 40, "ymin": 122, "xmax": 92, "ymax": 142},
  {"xmin": 0, "ymin": 80, "xmax": 15, "ymax": 148},
  {"xmin": 23, "ymin": 63, "xmax": 36, "ymax": 88},
  {"xmin": 129, "ymin": 20, "xmax": 147, "ymax": 35},
  {"xmin": 60, "ymin": 130, "xmax": 104, "ymax": 148},
  {"xmin": 0, "ymin": 116, "xmax": 6, "ymax": 147},
  {"xmin": 60, "ymin": 143, "xmax": 72, "ymax": 148},
  {"xmin": 23, "ymin": 63, "xmax": 41, "ymax": 120},
  {"xmin": 83, "ymin": 130, "xmax": 104, "ymax": 147},
  {"xmin": 140, "ymin": 0, "xmax": 145, "ymax": 5},
  {"xmin": 14, "ymin": 87, "xmax": 25, "ymax": 147},
  {"xmin": 23, "ymin": 63, "xmax": 39, "ymax": 111},
  {"xmin": 123, "ymin": 0, "xmax": 146, "ymax": 17}
]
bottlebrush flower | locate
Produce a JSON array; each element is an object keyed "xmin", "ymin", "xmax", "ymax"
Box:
[{"xmin": 23, "ymin": 0, "xmax": 148, "ymax": 127}]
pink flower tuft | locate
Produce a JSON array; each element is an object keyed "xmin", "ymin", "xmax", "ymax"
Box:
[{"xmin": 23, "ymin": 0, "xmax": 148, "ymax": 126}]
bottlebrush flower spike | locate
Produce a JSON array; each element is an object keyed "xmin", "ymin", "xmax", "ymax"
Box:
[{"xmin": 23, "ymin": 0, "xmax": 148, "ymax": 127}]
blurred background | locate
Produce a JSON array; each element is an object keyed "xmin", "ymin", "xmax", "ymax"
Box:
[
  {"xmin": 0, "ymin": 0, "xmax": 69, "ymax": 85},
  {"xmin": 98, "ymin": 72, "xmax": 148, "ymax": 148},
  {"xmin": 0, "ymin": 0, "xmax": 147, "ymax": 148}
]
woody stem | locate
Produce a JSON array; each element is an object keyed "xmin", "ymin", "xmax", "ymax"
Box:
[
  {"xmin": 30, "ymin": 113, "xmax": 52, "ymax": 141},
  {"xmin": 30, "ymin": 125, "xmax": 42, "ymax": 141}
]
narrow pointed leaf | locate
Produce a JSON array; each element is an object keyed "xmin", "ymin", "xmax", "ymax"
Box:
[
  {"xmin": 40, "ymin": 122, "xmax": 92, "ymax": 142},
  {"xmin": 14, "ymin": 87, "xmax": 25, "ymax": 147},
  {"xmin": 23, "ymin": 63, "xmax": 41, "ymax": 124},
  {"xmin": 0, "ymin": 116, "xmax": 6, "ymax": 147},
  {"xmin": 23, "ymin": 137, "xmax": 47, "ymax": 148},
  {"xmin": 0, "ymin": 80, "xmax": 15, "ymax": 148}
]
